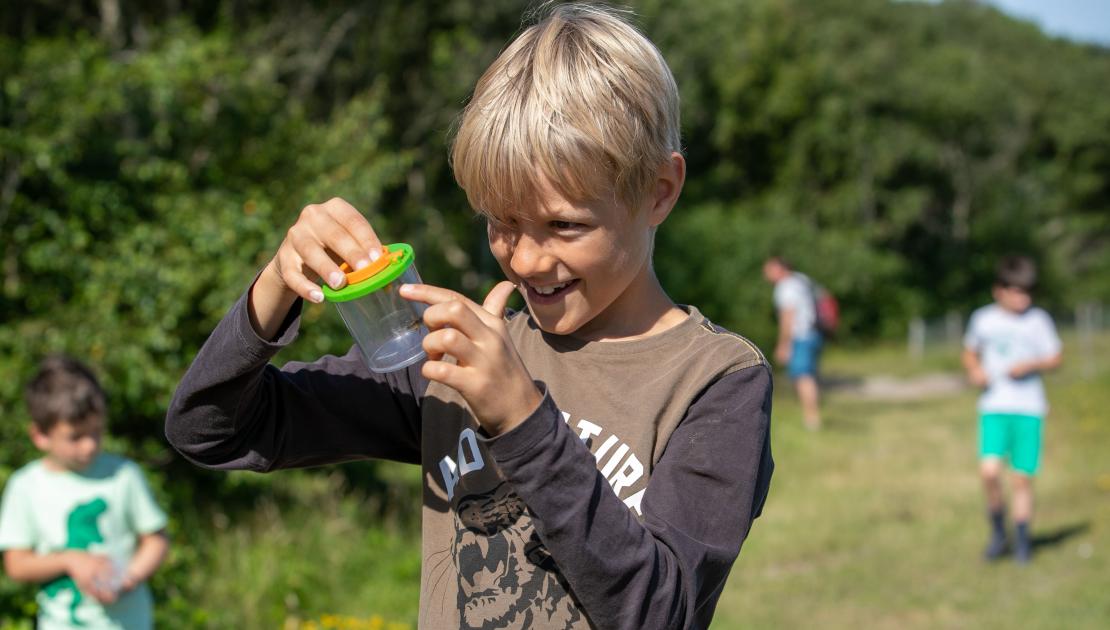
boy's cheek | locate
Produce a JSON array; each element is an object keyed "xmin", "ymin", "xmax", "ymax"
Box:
[{"xmin": 491, "ymin": 256, "xmax": 518, "ymax": 283}]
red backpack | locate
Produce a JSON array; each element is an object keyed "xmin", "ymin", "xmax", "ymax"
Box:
[
  {"xmin": 814, "ymin": 286, "xmax": 840, "ymax": 336},
  {"xmin": 800, "ymin": 274, "xmax": 840, "ymax": 336}
]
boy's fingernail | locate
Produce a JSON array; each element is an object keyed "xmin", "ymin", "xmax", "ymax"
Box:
[
  {"xmin": 328, "ymin": 272, "xmax": 345, "ymax": 289},
  {"xmin": 399, "ymin": 284, "xmax": 413, "ymax": 294},
  {"xmin": 353, "ymin": 258, "xmax": 371, "ymax": 271},
  {"xmin": 309, "ymin": 290, "xmax": 324, "ymax": 303},
  {"xmin": 369, "ymin": 248, "xmax": 382, "ymax": 261}
]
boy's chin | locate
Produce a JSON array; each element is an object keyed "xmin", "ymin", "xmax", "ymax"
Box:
[
  {"xmin": 528, "ymin": 310, "xmax": 585, "ymax": 337},
  {"xmin": 65, "ymin": 457, "xmax": 98, "ymax": 472},
  {"xmin": 534, "ymin": 320, "xmax": 575, "ymax": 336}
]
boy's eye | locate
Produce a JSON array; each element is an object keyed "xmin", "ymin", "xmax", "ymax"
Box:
[{"xmin": 550, "ymin": 220, "xmax": 580, "ymax": 230}]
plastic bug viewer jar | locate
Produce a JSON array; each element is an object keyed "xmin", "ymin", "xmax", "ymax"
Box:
[{"xmin": 321, "ymin": 243, "xmax": 428, "ymax": 373}]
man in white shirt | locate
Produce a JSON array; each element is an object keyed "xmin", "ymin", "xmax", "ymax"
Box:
[{"xmin": 763, "ymin": 257, "xmax": 822, "ymax": 430}]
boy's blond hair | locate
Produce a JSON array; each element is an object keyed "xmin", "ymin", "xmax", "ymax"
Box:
[{"xmin": 451, "ymin": 2, "xmax": 681, "ymax": 221}]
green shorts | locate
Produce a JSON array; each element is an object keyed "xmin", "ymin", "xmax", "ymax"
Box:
[{"xmin": 979, "ymin": 412, "xmax": 1043, "ymax": 475}]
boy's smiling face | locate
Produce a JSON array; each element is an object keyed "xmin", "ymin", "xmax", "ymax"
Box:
[
  {"xmin": 487, "ymin": 159, "xmax": 682, "ymax": 341},
  {"xmin": 31, "ymin": 416, "xmax": 104, "ymax": 473}
]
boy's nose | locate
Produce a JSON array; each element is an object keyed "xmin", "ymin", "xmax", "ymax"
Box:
[{"xmin": 509, "ymin": 235, "xmax": 555, "ymax": 278}]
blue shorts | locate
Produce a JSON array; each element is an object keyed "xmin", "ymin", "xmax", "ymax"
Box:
[{"xmin": 789, "ymin": 334, "xmax": 822, "ymax": 379}]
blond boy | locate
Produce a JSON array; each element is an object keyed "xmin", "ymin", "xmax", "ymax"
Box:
[{"xmin": 167, "ymin": 5, "xmax": 773, "ymax": 628}]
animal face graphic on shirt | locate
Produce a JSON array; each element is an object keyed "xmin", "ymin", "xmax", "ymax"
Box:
[{"xmin": 453, "ymin": 482, "xmax": 581, "ymax": 630}]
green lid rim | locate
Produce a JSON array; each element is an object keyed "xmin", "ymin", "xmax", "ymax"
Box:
[{"xmin": 321, "ymin": 243, "xmax": 415, "ymax": 302}]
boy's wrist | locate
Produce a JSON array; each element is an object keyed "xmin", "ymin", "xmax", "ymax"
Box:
[
  {"xmin": 121, "ymin": 568, "xmax": 143, "ymax": 590},
  {"xmin": 58, "ymin": 549, "xmax": 79, "ymax": 573},
  {"xmin": 486, "ymin": 385, "xmax": 544, "ymax": 437},
  {"xmin": 259, "ymin": 258, "xmax": 286, "ymax": 289},
  {"xmin": 249, "ymin": 261, "xmax": 301, "ymax": 339},
  {"xmin": 255, "ymin": 260, "xmax": 298, "ymax": 306}
]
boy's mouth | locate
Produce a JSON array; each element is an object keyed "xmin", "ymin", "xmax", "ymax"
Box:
[{"xmin": 524, "ymin": 279, "xmax": 578, "ymax": 305}]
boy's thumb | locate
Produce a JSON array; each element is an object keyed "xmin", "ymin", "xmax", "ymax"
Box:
[{"xmin": 482, "ymin": 281, "xmax": 516, "ymax": 318}]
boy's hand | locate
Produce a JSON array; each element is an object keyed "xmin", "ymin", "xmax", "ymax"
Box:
[
  {"xmin": 1008, "ymin": 361, "xmax": 1036, "ymax": 379},
  {"xmin": 64, "ymin": 551, "xmax": 118, "ymax": 604},
  {"xmin": 119, "ymin": 571, "xmax": 141, "ymax": 593},
  {"xmin": 250, "ymin": 198, "xmax": 383, "ymax": 339},
  {"xmin": 268, "ymin": 197, "xmax": 383, "ymax": 303},
  {"xmin": 400, "ymin": 281, "xmax": 543, "ymax": 436},
  {"xmin": 968, "ymin": 366, "xmax": 990, "ymax": 388}
]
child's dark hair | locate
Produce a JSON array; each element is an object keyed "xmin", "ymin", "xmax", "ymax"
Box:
[
  {"xmin": 25, "ymin": 355, "xmax": 107, "ymax": 432},
  {"xmin": 995, "ymin": 255, "xmax": 1037, "ymax": 292}
]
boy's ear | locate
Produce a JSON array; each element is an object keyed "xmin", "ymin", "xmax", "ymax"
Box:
[
  {"xmin": 647, "ymin": 152, "xmax": 685, "ymax": 227},
  {"xmin": 29, "ymin": 424, "xmax": 49, "ymax": 450}
]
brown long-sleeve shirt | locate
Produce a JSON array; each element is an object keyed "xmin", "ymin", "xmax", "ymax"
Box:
[{"xmin": 165, "ymin": 289, "xmax": 773, "ymax": 629}]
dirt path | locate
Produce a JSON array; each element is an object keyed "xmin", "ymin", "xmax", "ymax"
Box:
[{"xmin": 826, "ymin": 372, "xmax": 967, "ymax": 401}]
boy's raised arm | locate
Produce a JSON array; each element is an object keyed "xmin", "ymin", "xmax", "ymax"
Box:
[
  {"xmin": 165, "ymin": 284, "xmax": 427, "ymax": 471},
  {"xmin": 166, "ymin": 198, "xmax": 428, "ymax": 471},
  {"xmin": 482, "ymin": 364, "xmax": 774, "ymax": 630}
]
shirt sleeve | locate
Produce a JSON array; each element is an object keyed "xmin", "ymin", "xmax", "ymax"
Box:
[
  {"xmin": 776, "ymin": 278, "xmax": 807, "ymax": 313},
  {"xmin": 164, "ymin": 280, "xmax": 429, "ymax": 471},
  {"xmin": 963, "ymin": 310, "xmax": 983, "ymax": 351},
  {"xmin": 123, "ymin": 462, "xmax": 169, "ymax": 535},
  {"xmin": 0, "ymin": 474, "xmax": 36, "ymax": 550},
  {"xmin": 1035, "ymin": 311, "xmax": 1062, "ymax": 357},
  {"xmin": 482, "ymin": 364, "xmax": 774, "ymax": 630}
]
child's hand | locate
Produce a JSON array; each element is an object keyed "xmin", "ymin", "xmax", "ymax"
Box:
[
  {"xmin": 266, "ymin": 197, "xmax": 383, "ymax": 304},
  {"xmin": 400, "ymin": 281, "xmax": 543, "ymax": 436},
  {"xmin": 968, "ymin": 366, "xmax": 990, "ymax": 388},
  {"xmin": 64, "ymin": 551, "xmax": 119, "ymax": 604},
  {"xmin": 1008, "ymin": 361, "xmax": 1036, "ymax": 379},
  {"xmin": 250, "ymin": 198, "xmax": 383, "ymax": 338},
  {"xmin": 119, "ymin": 571, "xmax": 141, "ymax": 593}
]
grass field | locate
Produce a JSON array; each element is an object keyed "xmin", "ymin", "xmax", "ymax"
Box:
[
  {"xmin": 712, "ymin": 334, "xmax": 1110, "ymax": 629},
  {"xmin": 163, "ymin": 333, "xmax": 1110, "ymax": 629}
]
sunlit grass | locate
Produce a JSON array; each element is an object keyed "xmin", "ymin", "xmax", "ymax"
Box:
[
  {"xmin": 285, "ymin": 613, "xmax": 411, "ymax": 630},
  {"xmin": 715, "ymin": 332, "xmax": 1110, "ymax": 629}
]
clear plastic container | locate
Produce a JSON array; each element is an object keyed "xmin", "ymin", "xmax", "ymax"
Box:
[
  {"xmin": 322, "ymin": 243, "xmax": 428, "ymax": 373},
  {"xmin": 94, "ymin": 556, "xmax": 126, "ymax": 597}
]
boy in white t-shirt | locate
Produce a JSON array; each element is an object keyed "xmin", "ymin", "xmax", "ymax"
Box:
[{"xmin": 962, "ymin": 256, "xmax": 1062, "ymax": 563}]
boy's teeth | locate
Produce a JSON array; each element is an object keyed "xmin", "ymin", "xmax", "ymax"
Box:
[{"xmin": 533, "ymin": 281, "xmax": 569, "ymax": 295}]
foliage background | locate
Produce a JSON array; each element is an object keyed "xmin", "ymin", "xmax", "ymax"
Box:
[{"xmin": 0, "ymin": 0, "xmax": 1107, "ymax": 627}]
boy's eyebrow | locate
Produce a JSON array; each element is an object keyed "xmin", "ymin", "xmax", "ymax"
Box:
[
  {"xmin": 532, "ymin": 196, "xmax": 597, "ymax": 217},
  {"xmin": 66, "ymin": 415, "xmax": 105, "ymax": 433}
]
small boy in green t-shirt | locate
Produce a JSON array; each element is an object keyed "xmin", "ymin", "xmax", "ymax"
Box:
[{"xmin": 0, "ymin": 356, "xmax": 169, "ymax": 629}]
